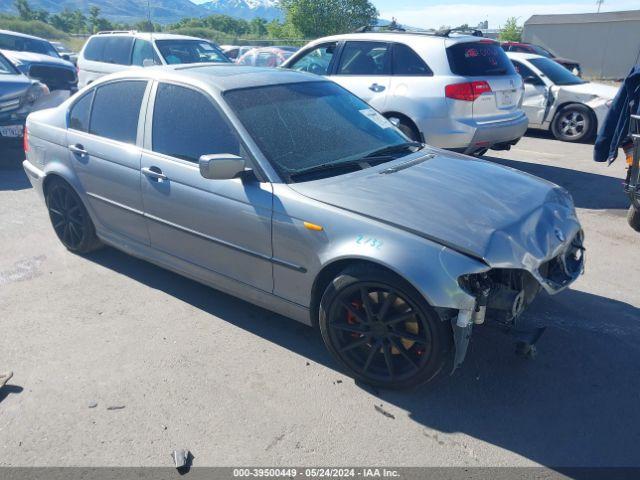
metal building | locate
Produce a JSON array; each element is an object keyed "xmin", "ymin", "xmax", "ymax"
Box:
[{"xmin": 523, "ymin": 10, "xmax": 640, "ymax": 79}]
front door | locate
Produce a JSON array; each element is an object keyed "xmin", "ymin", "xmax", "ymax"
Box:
[
  {"xmin": 140, "ymin": 82, "xmax": 273, "ymax": 292},
  {"xmin": 512, "ymin": 60, "xmax": 548, "ymax": 126},
  {"xmin": 330, "ymin": 41, "xmax": 391, "ymax": 112},
  {"xmin": 66, "ymin": 79, "xmax": 150, "ymax": 245}
]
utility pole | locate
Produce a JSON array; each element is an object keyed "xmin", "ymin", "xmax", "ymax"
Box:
[{"xmin": 596, "ymin": 0, "xmax": 604, "ymax": 13}]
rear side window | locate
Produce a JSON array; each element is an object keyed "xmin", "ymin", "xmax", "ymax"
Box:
[
  {"xmin": 68, "ymin": 91, "xmax": 94, "ymax": 132},
  {"xmin": 392, "ymin": 43, "xmax": 432, "ymax": 76},
  {"xmin": 83, "ymin": 37, "xmax": 107, "ymax": 61},
  {"xmin": 337, "ymin": 42, "xmax": 390, "ymax": 75},
  {"xmin": 89, "ymin": 81, "xmax": 147, "ymax": 144},
  {"xmin": 446, "ymin": 42, "xmax": 515, "ymax": 76},
  {"xmin": 152, "ymin": 83, "xmax": 240, "ymax": 162},
  {"xmin": 83, "ymin": 36, "xmax": 133, "ymax": 65}
]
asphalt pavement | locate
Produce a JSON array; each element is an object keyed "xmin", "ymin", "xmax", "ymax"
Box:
[{"xmin": 1, "ymin": 133, "xmax": 639, "ymax": 468}]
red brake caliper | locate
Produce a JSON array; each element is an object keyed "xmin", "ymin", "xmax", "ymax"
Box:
[{"xmin": 347, "ymin": 301, "xmax": 363, "ymax": 338}]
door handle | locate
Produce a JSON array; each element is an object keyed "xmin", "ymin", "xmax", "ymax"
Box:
[
  {"xmin": 141, "ymin": 166, "xmax": 168, "ymax": 181},
  {"xmin": 369, "ymin": 83, "xmax": 385, "ymax": 92},
  {"xmin": 69, "ymin": 144, "xmax": 87, "ymax": 156}
]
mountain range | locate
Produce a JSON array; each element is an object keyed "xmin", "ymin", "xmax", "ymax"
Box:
[{"xmin": 0, "ymin": 0, "xmax": 283, "ymax": 23}]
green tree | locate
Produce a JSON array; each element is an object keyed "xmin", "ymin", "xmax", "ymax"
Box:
[
  {"xmin": 32, "ymin": 9, "xmax": 48, "ymax": 22},
  {"xmin": 14, "ymin": 0, "xmax": 34, "ymax": 20},
  {"xmin": 249, "ymin": 17, "xmax": 268, "ymax": 36},
  {"xmin": 88, "ymin": 6, "xmax": 100, "ymax": 33},
  {"xmin": 280, "ymin": 0, "xmax": 378, "ymax": 38},
  {"xmin": 499, "ymin": 17, "xmax": 522, "ymax": 42}
]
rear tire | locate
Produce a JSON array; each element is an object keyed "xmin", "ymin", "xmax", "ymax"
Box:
[
  {"xmin": 45, "ymin": 178, "xmax": 102, "ymax": 253},
  {"xmin": 318, "ymin": 265, "xmax": 451, "ymax": 389},
  {"xmin": 628, "ymin": 205, "xmax": 640, "ymax": 232},
  {"xmin": 551, "ymin": 104, "xmax": 596, "ymax": 143}
]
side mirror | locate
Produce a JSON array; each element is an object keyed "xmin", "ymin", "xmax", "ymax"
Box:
[
  {"xmin": 199, "ymin": 154, "xmax": 246, "ymax": 180},
  {"xmin": 62, "ymin": 54, "xmax": 70, "ymax": 61}
]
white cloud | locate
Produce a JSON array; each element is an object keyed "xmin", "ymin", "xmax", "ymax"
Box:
[{"xmin": 381, "ymin": 1, "xmax": 640, "ymax": 30}]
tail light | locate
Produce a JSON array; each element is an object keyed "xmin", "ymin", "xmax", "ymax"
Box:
[
  {"xmin": 445, "ymin": 81, "xmax": 492, "ymax": 101},
  {"xmin": 23, "ymin": 125, "xmax": 29, "ymax": 153},
  {"xmin": 623, "ymin": 142, "xmax": 634, "ymax": 167}
]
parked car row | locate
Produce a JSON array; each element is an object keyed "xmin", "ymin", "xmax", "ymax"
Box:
[{"xmin": 1, "ymin": 27, "xmax": 610, "ymax": 148}]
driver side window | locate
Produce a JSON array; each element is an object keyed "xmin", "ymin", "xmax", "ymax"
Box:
[
  {"xmin": 289, "ymin": 42, "xmax": 336, "ymax": 76},
  {"xmin": 512, "ymin": 61, "xmax": 541, "ymax": 84}
]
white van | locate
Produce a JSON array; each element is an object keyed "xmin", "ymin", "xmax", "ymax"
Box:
[{"xmin": 77, "ymin": 31, "xmax": 230, "ymax": 88}]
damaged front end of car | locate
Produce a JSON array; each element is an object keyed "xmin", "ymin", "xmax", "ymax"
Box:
[{"xmin": 447, "ymin": 206, "xmax": 585, "ymax": 371}]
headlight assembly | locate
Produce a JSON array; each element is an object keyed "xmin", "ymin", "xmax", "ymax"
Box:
[{"xmin": 24, "ymin": 82, "xmax": 49, "ymax": 105}]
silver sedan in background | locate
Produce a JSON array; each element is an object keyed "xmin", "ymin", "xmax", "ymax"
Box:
[{"xmin": 23, "ymin": 66, "xmax": 584, "ymax": 388}]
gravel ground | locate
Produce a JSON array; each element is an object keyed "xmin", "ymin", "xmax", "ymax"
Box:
[{"xmin": 0, "ymin": 133, "xmax": 639, "ymax": 468}]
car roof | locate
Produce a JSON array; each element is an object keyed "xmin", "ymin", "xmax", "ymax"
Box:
[
  {"xmin": 91, "ymin": 31, "xmax": 215, "ymax": 42},
  {"xmin": 97, "ymin": 64, "xmax": 321, "ymax": 92},
  {"xmin": 305, "ymin": 31, "xmax": 491, "ymax": 46},
  {"xmin": 506, "ymin": 51, "xmax": 546, "ymax": 61},
  {"xmin": 0, "ymin": 29, "xmax": 51, "ymax": 42}
]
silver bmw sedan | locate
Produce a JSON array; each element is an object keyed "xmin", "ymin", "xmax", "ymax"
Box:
[{"xmin": 23, "ymin": 65, "xmax": 584, "ymax": 388}]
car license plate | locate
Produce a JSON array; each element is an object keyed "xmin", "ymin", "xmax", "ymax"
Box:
[
  {"xmin": 0, "ymin": 125, "xmax": 24, "ymax": 138},
  {"xmin": 497, "ymin": 90, "xmax": 515, "ymax": 108}
]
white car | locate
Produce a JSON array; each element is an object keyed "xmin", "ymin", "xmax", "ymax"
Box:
[
  {"xmin": 507, "ymin": 52, "xmax": 618, "ymax": 142},
  {"xmin": 77, "ymin": 31, "xmax": 231, "ymax": 88},
  {"xmin": 220, "ymin": 44, "xmax": 256, "ymax": 61},
  {"xmin": 282, "ymin": 29, "xmax": 528, "ymax": 155}
]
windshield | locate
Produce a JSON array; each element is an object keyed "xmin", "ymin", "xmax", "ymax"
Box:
[
  {"xmin": 155, "ymin": 40, "xmax": 230, "ymax": 64},
  {"xmin": 224, "ymin": 81, "xmax": 410, "ymax": 181},
  {"xmin": 0, "ymin": 53, "xmax": 17, "ymax": 74},
  {"xmin": 530, "ymin": 57, "xmax": 584, "ymax": 85},
  {"xmin": 0, "ymin": 33, "xmax": 60, "ymax": 58}
]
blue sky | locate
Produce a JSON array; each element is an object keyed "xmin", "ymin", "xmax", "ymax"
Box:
[{"xmin": 372, "ymin": 0, "xmax": 638, "ymax": 29}]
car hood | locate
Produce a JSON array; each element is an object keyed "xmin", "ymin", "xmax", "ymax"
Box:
[
  {"xmin": 289, "ymin": 148, "xmax": 582, "ymax": 271},
  {"xmin": 0, "ymin": 73, "xmax": 33, "ymax": 99},
  {"xmin": 0, "ymin": 49, "xmax": 74, "ymax": 69},
  {"xmin": 557, "ymin": 82, "xmax": 618, "ymax": 100}
]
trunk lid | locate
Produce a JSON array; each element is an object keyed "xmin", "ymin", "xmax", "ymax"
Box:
[{"xmin": 445, "ymin": 39, "xmax": 523, "ymax": 119}]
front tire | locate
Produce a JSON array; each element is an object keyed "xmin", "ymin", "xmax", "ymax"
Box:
[
  {"xmin": 628, "ymin": 205, "xmax": 640, "ymax": 232},
  {"xmin": 45, "ymin": 178, "xmax": 102, "ymax": 253},
  {"xmin": 319, "ymin": 265, "xmax": 451, "ymax": 389},
  {"xmin": 551, "ymin": 104, "xmax": 596, "ymax": 142},
  {"xmin": 387, "ymin": 116, "xmax": 420, "ymax": 142}
]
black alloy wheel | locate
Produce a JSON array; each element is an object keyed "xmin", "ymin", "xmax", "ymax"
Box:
[
  {"xmin": 45, "ymin": 178, "xmax": 101, "ymax": 253},
  {"xmin": 319, "ymin": 266, "xmax": 451, "ymax": 389}
]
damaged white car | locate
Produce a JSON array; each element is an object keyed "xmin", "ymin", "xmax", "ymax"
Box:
[{"xmin": 508, "ymin": 52, "xmax": 618, "ymax": 142}]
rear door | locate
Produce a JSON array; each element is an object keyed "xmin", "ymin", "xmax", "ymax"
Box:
[
  {"xmin": 330, "ymin": 41, "xmax": 391, "ymax": 110},
  {"xmin": 66, "ymin": 79, "xmax": 150, "ymax": 244},
  {"xmin": 446, "ymin": 40, "xmax": 522, "ymax": 120}
]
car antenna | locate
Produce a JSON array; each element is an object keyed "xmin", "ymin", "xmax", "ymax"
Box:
[{"xmin": 147, "ymin": 0, "xmax": 153, "ymax": 41}]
